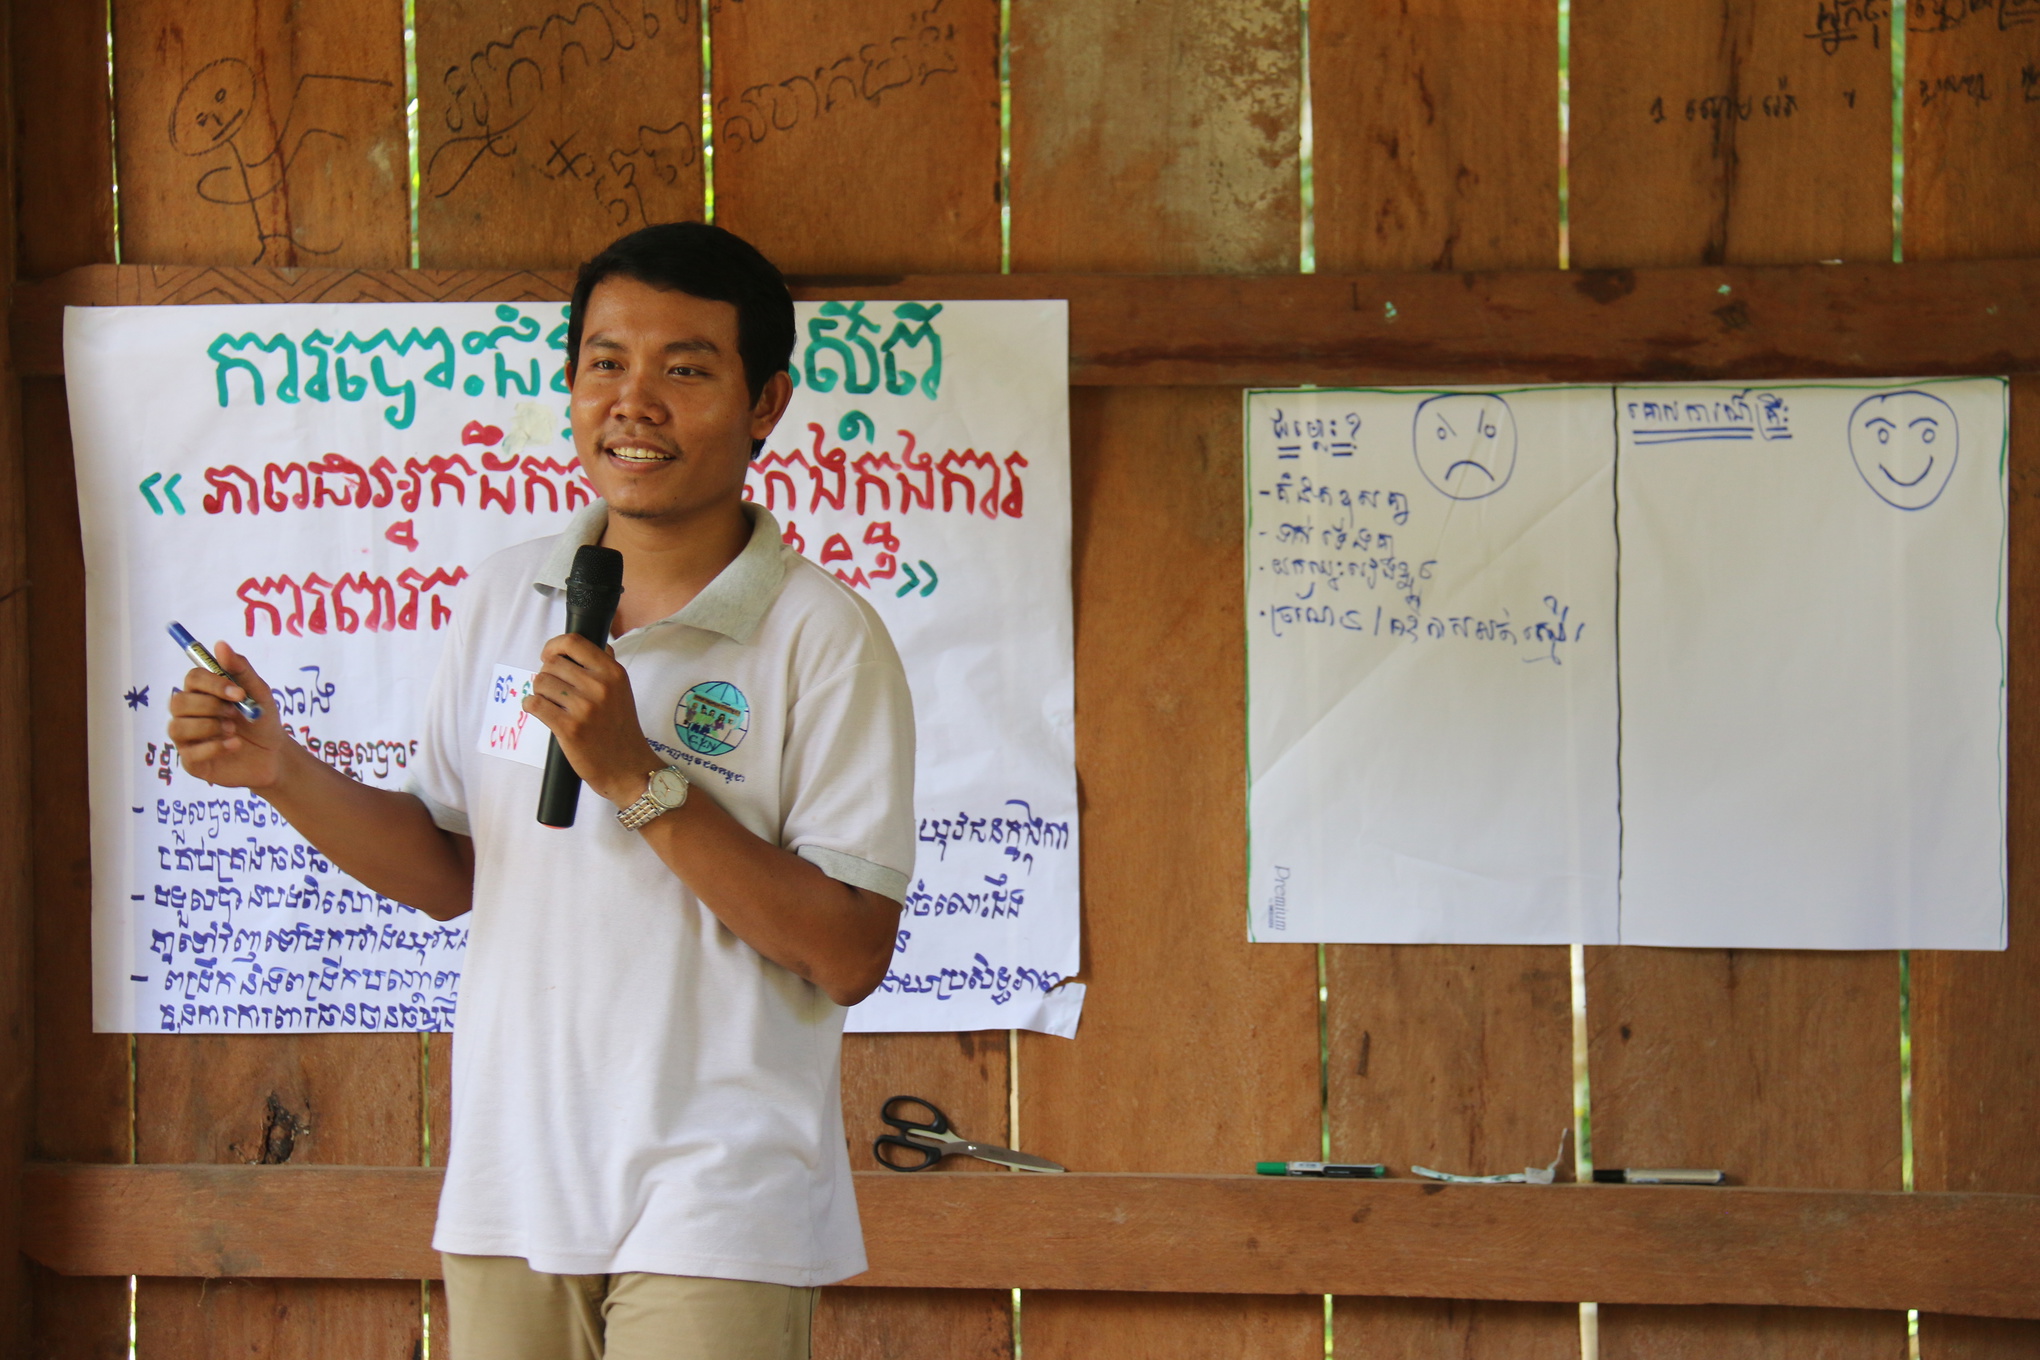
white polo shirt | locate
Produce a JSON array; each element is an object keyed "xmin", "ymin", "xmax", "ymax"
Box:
[{"xmin": 409, "ymin": 500, "xmax": 914, "ymax": 1286}]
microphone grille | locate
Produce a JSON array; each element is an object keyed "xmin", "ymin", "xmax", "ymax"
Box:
[{"xmin": 565, "ymin": 545, "xmax": 625, "ymax": 609}]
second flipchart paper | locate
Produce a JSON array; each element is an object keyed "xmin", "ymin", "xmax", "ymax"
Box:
[
  {"xmin": 1617, "ymin": 381, "xmax": 2006, "ymax": 949},
  {"xmin": 1245, "ymin": 379, "xmax": 2007, "ymax": 950}
]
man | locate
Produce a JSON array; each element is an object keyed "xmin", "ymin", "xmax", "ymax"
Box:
[{"xmin": 167, "ymin": 222, "xmax": 915, "ymax": 1359}]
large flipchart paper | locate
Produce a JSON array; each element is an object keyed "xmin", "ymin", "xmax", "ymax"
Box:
[
  {"xmin": 68, "ymin": 299, "xmax": 1083, "ymax": 1035},
  {"xmin": 1246, "ymin": 380, "xmax": 2006, "ymax": 950},
  {"xmin": 1616, "ymin": 380, "xmax": 2007, "ymax": 949},
  {"xmin": 1245, "ymin": 387, "xmax": 1621, "ymax": 945}
]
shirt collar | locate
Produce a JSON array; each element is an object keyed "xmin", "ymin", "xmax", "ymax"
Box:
[{"xmin": 532, "ymin": 500, "xmax": 788, "ymax": 644}]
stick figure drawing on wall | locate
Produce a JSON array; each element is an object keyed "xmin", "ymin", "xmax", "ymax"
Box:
[{"xmin": 170, "ymin": 58, "xmax": 394, "ymax": 265}]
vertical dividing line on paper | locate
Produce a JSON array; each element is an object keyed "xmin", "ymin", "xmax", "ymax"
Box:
[
  {"xmin": 404, "ymin": 0, "xmax": 421, "ymax": 268},
  {"xmin": 1298, "ymin": 0, "xmax": 1316, "ymax": 274},
  {"xmin": 700, "ymin": 4, "xmax": 715, "ymax": 222},
  {"xmin": 105, "ymin": 0, "xmax": 121, "ymax": 262},
  {"xmin": 1577, "ymin": 380, "xmax": 1620, "ymax": 1360},
  {"xmin": 1609, "ymin": 388, "xmax": 1624, "ymax": 915}
]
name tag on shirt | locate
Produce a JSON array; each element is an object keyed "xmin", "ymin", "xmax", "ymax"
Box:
[{"xmin": 479, "ymin": 664, "xmax": 550, "ymax": 769}]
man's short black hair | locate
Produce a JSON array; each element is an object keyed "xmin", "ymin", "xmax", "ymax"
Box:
[{"xmin": 566, "ymin": 221, "xmax": 796, "ymax": 405}]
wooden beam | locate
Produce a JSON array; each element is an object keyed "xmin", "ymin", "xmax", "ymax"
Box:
[
  {"xmin": 12, "ymin": 258, "xmax": 2040, "ymax": 387},
  {"xmin": 20, "ymin": 1163, "xmax": 2040, "ymax": 1319}
]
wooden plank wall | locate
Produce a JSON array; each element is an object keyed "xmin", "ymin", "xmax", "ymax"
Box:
[{"xmin": 7, "ymin": 1, "xmax": 2038, "ymax": 1358}]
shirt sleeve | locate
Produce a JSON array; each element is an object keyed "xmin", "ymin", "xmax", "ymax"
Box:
[
  {"xmin": 780, "ymin": 653, "xmax": 917, "ymax": 902},
  {"xmin": 403, "ymin": 606, "xmax": 474, "ymax": 839}
]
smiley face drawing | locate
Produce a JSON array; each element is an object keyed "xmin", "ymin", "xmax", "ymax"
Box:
[
  {"xmin": 1848, "ymin": 390, "xmax": 1958, "ymax": 510},
  {"xmin": 1412, "ymin": 394, "xmax": 1518, "ymax": 500}
]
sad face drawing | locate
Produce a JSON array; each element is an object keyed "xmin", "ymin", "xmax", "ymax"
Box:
[
  {"xmin": 1412, "ymin": 394, "xmax": 1519, "ymax": 501},
  {"xmin": 1848, "ymin": 390, "xmax": 1958, "ymax": 511}
]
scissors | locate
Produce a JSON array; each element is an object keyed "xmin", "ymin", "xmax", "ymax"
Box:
[{"xmin": 874, "ymin": 1096, "xmax": 1065, "ymax": 1173}]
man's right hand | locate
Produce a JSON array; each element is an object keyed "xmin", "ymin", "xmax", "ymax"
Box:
[
  {"xmin": 165, "ymin": 640, "xmax": 294, "ymax": 790},
  {"xmin": 162, "ymin": 641, "xmax": 474, "ymax": 920}
]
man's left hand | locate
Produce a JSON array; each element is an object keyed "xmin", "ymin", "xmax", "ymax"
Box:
[{"xmin": 523, "ymin": 634, "xmax": 660, "ymax": 807}]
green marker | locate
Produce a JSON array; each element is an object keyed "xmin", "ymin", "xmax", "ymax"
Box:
[{"xmin": 1255, "ymin": 1161, "xmax": 1386, "ymax": 1179}]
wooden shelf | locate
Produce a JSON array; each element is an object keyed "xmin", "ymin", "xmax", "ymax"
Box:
[
  {"xmin": 21, "ymin": 1163, "xmax": 2040, "ymax": 1319},
  {"xmin": 13, "ymin": 257, "xmax": 2040, "ymax": 387}
]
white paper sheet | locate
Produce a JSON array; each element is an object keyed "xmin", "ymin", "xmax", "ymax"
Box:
[
  {"xmin": 1615, "ymin": 380, "xmax": 2008, "ymax": 949},
  {"xmin": 69, "ymin": 299, "xmax": 1080, "ymax": 1034},
  {"xmin": 1245, "ymin": 388, "xmax": 1621, "ymax": 944}
]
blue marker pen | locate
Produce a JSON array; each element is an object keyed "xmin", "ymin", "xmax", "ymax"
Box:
[{"xmin": 167, "ymin": 622, "xmax": 262, "ymax": 721}]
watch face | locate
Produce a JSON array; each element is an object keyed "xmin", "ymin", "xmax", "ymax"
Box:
[{"xmin": 649, "ymin": 767, "xmax": 688, "ymax": 807}]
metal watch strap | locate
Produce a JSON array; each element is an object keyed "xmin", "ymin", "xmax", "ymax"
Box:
[{"xmin": 616, "ymin": 766, "xmax": 686, "ymax": 830}]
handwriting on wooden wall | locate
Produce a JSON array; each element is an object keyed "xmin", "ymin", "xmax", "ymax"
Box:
[
  {"xmin": 1632, "ymin": 3, "xmax": 1892, "ymax": 145},
  {"xmin": 425, "ymin": 1, "xmax": 702, "ymax": 231},
  {"xmin": 713, "ymin": 1, "xmax": 964, "ymax": 154},
  {"xmin": 1905, "ymin": 0, "xmax": 2040, "ymax": 115}
]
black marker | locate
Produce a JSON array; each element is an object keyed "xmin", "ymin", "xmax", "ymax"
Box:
[
  {"xmin": 1256, "ymin": 1161, "xmax": 1387, "ymax": 1179},
  {"xmin": 1592, "ymin": 1168, "xmax": 1724, "ymax": 1185}
]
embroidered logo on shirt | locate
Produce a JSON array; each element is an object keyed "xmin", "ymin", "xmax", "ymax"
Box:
[{"xmin": 675, "ymin": 681, "xmax": 750, "ymax": 756}]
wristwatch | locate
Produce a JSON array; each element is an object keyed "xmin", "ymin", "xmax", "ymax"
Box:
[{"xmin": 616, "ymin": 765, "xmax": 689, "ymax": 830}]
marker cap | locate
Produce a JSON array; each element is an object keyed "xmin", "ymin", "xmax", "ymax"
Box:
[{"xmin": 1254, "ymin": 1162, "xmax": 1289, "ymax": 1176}]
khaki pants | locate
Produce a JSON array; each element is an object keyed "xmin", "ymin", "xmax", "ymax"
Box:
[{"xmin": 442, "ymin": 1253, "xmax": 815, "ymax": 1360}]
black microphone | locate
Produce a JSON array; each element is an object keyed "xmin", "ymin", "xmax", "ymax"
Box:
[{"xmin": 536, "ymin": 544, "xmax": 626, "ymax": 827}]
